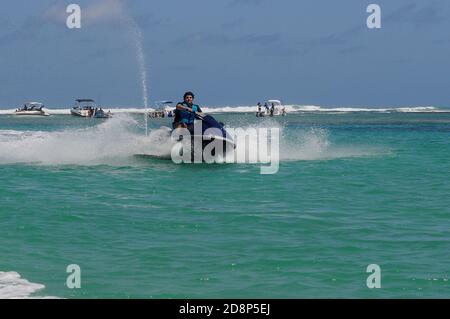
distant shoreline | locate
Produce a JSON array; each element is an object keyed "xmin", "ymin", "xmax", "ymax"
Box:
[{"xmin": 1, "ymin": 105, "xmax": 450, "ymax": 115}]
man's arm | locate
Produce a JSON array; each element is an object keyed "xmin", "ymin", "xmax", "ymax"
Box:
[{"xmin": 176, "ymin": 103, "xmax": 192, "ymax": 112}]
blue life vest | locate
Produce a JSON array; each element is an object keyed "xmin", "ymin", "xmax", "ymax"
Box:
[{"xmin": 177, "ymin": 102, "xmax": 200, "ymax": 124}]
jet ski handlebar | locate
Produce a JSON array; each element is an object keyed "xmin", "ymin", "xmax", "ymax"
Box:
[{"xmin": 178, "ymin": 105, "xmax": 205, "ymax": 120}]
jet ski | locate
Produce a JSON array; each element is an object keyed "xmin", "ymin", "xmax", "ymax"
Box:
[
  {"xmin": 139, "ymin": 113, "xmax": 236, "ymax": 162},
  {"xmin": 184, "ymin": 113, "xmax": 235, "ymax": 158}
]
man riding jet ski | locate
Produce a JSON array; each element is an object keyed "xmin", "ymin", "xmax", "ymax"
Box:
[
  {"xmin": 171, "ymin": 92, "xmax": 235, "ymax": 160},
  {"xmin": 173, "ymin": 91, "xmax": 203, "ymax": 130}
]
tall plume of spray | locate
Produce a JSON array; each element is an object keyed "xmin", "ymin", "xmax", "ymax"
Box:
[
  {"xmin": 123, "ymin": 16, "xmax": 149, "ymax": 109},
  {"xmin": 101, "ymin": 0, "xmax": 149, "ymax": 109},
  {"xmin": 45, "ymin": 0, "xmax": 150, "ymax": 133},
  {"xmin": 122, "ymin": 14, "xmax": 150, "ymax": 135},
  {"xmin": 101, "ymin": 0, "xmax": 151, "ymax": 134}
]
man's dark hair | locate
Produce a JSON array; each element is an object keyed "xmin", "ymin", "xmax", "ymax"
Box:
[{"xmin": 184, "ymin": 91, "xmax": 195, "ymax": 99}]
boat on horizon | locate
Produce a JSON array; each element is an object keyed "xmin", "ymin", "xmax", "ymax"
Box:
[
  {"xmin": 70, "ymin": 99, "xmax": 112, "ymax": 118},
  {"xmin": 15, "ymin": 102, "xmax": 50, "ymax": 116},
  {"xmin": 256, "ymin": 99, "xmax": 286, "ymax": 117},
  {"xmin": 149, "ymin": 101, "xmax": 174, "ymax": 118}
]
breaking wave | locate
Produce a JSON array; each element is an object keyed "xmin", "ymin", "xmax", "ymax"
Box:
[
  {"xmin": 0, "ymin": 271, "xmax": 58, "ymax": 299},
  {"xmin": 0, "ymin": 105, "xmax": 448, "ymax": 116}
]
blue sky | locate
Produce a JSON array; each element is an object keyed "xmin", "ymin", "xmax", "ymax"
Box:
[{"xmin": 0, "ymin": 0, "xmax": 449, "ymax": 107}]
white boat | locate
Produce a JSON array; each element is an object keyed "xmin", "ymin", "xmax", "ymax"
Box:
[
  {"xmin": 71, "ymin": 99, "xmax": 95, "ymax": 117},
  {"xmin": 15, "ymin": 102, "xmax": 50, "ymax": 116},
  {"xmin": 256, "ymin": 99, "xmax": 286, "ymax": 117},
  {"xmin": 149, "ymin": 101, "xmax": 173, "ymax": 118},
  {"xmin": 70, "ymin": 99, "xmax": 112, "ymax": 118}
]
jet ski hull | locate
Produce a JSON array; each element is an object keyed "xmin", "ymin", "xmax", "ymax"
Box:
[
  {"xmin": 139, "ymin": 114, "xmax": 236, "ymax": 162},
  {"xmin": 171, "ymin": 132, "xmax": 235, "ymax": 162}
]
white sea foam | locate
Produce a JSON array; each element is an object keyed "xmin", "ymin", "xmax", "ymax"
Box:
[
  {"xmin": 193, "ymin": 105, "xmax": 447, "ymax": 114},
  {"xmin": 0, "ymin": 108, "xmax": 148, "ymax": 115},
  {"xmin": 280, "ymin": 127, "xmax": 383, "ymax": 161},
  {"xmin": 172, "ymin": 105, "xmax": 447, "ymax": 114},
  {"xmin": 227, "ymin": 120, "xmax": 381, "ymax": 162},
  {"xmin": 0, "ymin": 114, "xmax": 385, "ymax": 165},
  {"xmin": 1, "ymin": 105, "xmax": 447, "ymax": 116},
  {"xmin": 0, "ymin": 115, "xmax": 151, "ymax": 165},
  {"xmin": 0, "ymin": 271, "xmax": 57, "ymax": 299}
]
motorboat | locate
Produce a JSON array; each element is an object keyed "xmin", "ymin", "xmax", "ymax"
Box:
[
  {"xmin": 15, "ymin": 102, "xmax": 50, "ymax": 116},
  {"xmin": 256, "ymin": 99, "xmax": 286, "ymax": 117},
  {"xmin": 71, "ymin": 99, "xmax": 95, "ymax": 117},
  {"xmin": 149, "ymin": 101, "xmax": 173, "ymax": 118},
  {"xmin": 70, "ymin": 99, "xmax": 112, "ymax": 118}
]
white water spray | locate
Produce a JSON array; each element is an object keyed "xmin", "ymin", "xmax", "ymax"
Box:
[
  {"xmin": 121, "ymin": 7, "xmax": 149, "ymax": 135},
  {"xmin": 128, "ymin": 20, "xmax": 149, "ymax": 109},
  {"xmin": 131, "ymin": 23, "xmax": 150, "ymax": 136}
]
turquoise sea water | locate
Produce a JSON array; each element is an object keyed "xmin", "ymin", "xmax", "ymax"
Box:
[{"xmin": 0, "ymin": 111, "xmax": 449, "ymax": 298}]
